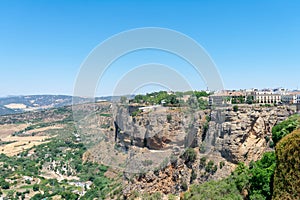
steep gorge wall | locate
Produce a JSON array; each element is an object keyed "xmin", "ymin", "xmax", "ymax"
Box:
[
  {"xmin": 206, "ymin": 105, "xmax": 294, "ymax": 164},
  {"xmin": 112, "ymin": 104, "xmax": 295, "ymax": 196},
  {"xmin": 114, "ymin": 106, "xmax": 208, "ymax": 151}
]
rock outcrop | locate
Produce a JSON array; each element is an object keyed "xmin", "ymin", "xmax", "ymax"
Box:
[
  {"xmin": 114, "ymin": 105, "xmax": 208, "ymax": 151},
  {"xmin": 123, "ymin": 159, "xmax": 189, "ymax": 196},
  {"xmin": 206, "ymin": 105, "xmax": 294, "ymax": 164}
]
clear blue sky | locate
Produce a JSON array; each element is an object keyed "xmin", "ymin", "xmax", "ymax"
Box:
[{"xmin": 0, "ymin": 0, "xmax": 299, "ymax": 96}]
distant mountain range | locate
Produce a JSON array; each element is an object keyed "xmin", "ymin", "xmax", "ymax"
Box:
[{"xmin": 0, "ymin": 95, "xmax": 133, "ymax": 116}]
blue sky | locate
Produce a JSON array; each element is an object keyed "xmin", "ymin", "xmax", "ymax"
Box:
[{"xmin": 0, "ymin": 0, "xmax": 299, "ymax": 96}]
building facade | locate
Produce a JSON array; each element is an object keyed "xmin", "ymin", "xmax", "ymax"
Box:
[
  {"xmin": 254, "ymin": 94, "xmax": 281, "ymax": 104},
  {"xmin": 282, "ymin": 95, "xmax": 297, "ymax": 104},
  {"xmin": 297, "ymin": 94, "xmax": 300, "ymax": 104},
  {"xmin": 209, "ymin": 89, "xmax": 300, "ymax": 106}
]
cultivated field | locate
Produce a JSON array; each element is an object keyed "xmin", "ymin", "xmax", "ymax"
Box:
[{"xmin": 0, "ymin": 124, "xmax": 60, "ymax": 156}]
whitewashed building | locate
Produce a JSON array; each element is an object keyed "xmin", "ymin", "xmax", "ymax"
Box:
[{"xmin": 254, "ymin": 89, "xmax": 281, "ymax": 104}]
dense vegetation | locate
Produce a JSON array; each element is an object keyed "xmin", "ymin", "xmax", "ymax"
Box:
[
  {"xmin": 231, "ymin": 96, "xmax": 246, "ymax": 104},
  {"xmin": 183, "ymin": 178, "xmax": 243, "ymax": 200},
  {"xmin": 183, "ymin": 152, "xmax": 276, "ymax": 200},
  {"xmin": 271, "ymin": 114, "xmax": 300, "ymax": 145},
  {"xmin": 130, "ymin": 90, "xmax": 210, "ymax": 109},
  {"xmin": 0, "ymin": 122, "xmax": 120, "ymax": 199},
  {"xmin": 183, "ymin": 114, "xmax": 300, "ymax": 200},
  {"xmin": 273, "ymin": 129, "xmax": 300, "ymax": 199}
]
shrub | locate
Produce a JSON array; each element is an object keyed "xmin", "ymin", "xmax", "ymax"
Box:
[
  {"xmin": 233, "ymin": 105, "xmax": 239, "ymax": 112},
  {"xmin": 33, "ymin": 184, "xmax": 39, "ymax": 191},
  {"xmin": 190, "ymin": 169, "xmax": 197, "ymax": 183},
  {"xmin": 0, "ymin": 179, "xmax": 10, "ymax": 189},
  {"xmin": 212, "ymin": 165, "xmax": 218, "ymax": 174},
  {"xmin": 205, "ymin": 115, "xmax": 211, "ymax": 122},
  {"xmin": 181, "ymin": 181, "xmax": 188, "ymax": 191},
  {"xmin": 167, "ymin": 114, "xmax": 172, "ymax": 123},
  {"xmin": 269, "ymin": 140, "xmax": 274, "ymax": 148},
  {"xmin": 168, "ymin": 194, "xmax": 177, "ymax": 200},
  {"xmin": 181, "ymin": 148, "xmax": 196, "ymax": 167},
  {"xmin": 272, "ymin": 115, "xmax": 300, "ymax": 145},
  {"xmin": 219, "ymin": 161, "xmax": 225, "ymax": 169},
  {"xmin": 131, "ymin": 109, "xmax": 142, "ymax": 117},
  {"xmin": 141, "ymin": 192, "xmax": 162, "ymax": 200},
  {"xmin": 264, "ymin": 135, "xmax": 270, "ymax": 142},
  {"xmin": 205, "ymin": 160, "xmax": 215, "ymax": 173},
  {"xmin": 199, "ymin": 157, "xmax": 207, "ymax": 168},
  {"xmin": 199, "ymin": 142, "xmax": 206, "ymax": 153}
]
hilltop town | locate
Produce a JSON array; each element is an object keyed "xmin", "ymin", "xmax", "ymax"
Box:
[{"xmin": 209, "ymin": 88, "xmax": 300, "ymax": 105}]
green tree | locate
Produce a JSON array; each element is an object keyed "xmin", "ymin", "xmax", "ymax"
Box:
[
  {"xmin": 273, "ymin": 129, "xmax": 300, "ymax": 199},
  {"xmin": 272, "ymin": 115, "xmax": 300, "ymax": 145},
  {"xmin": 6, "ymin": 190, "xmax": 15, "ymax": 199},
  {"xmin": 230, "ymin": 162, "xmax": 250, "ymax": 192},
  {"xmin": 246, "ymin": 96, "xmax": 254, "ymax": 104},
  {"xmin": 249, "ymin": 152, "xmax": 276, "ymax": 199},
  {"xmin": 198, "ymin": 98, "xmax": 208, "ymax": 110},
  {"xmin": 199, "ymin": 157, "xmax": 207, "ymax": 168},
  {"xmin": 167, "ymin": 114, "xmax": 172, "ymax": 123},
  {"xmin": 61, "ymin": 191, "xmax": 79, "ymax": 200},
  {"xmin": 194, "ymin": 91, "xmax": 209, "ymax": 98},
  {"xmin": 205, "ymin": 160, "xmax": 214, "ymax": 173},
  {"xmin": 33, "ymin": 184, "xmax": 39, "ymax": 191},
  {"xmin": 181, "ymin": 148, "xmax": 196, "ymax": 168},
  {"xmin": 233, "ymin": 105, "xmax": 239, "ymax": 112},
  {"xmin": 0, "ymin": 179, "xmax": 10, "ymax": 189}
]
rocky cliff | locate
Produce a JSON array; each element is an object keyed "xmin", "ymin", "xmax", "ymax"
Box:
[
  {"xmin": 114, "ymin": 105, "xmax": 208, "ymax": 151},
  {"xmin": 206, "ymin": 105, "xmax": 294, "ymax": 164},
  {"xmin": 83, "ymin": 103, "xmax": 295, "ymax": 198},
  {"xmin": 110, "ymin": 104, "xmax": 295, "ymax": 197}
]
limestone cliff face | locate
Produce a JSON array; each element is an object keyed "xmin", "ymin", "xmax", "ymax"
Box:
[
  {"xmin": 114, "ymin": 105, "xmax": 208, "ymax": 151},
  {"xmin": 123, "ymin": 159, "xmax": 190, "ymax": 196},
  {"xmin": 110, "ymin": 104, "xmax": 295, "ymax": 197},
  {"xmin": 81, "ymin": 103, "xmax": 295, "ymax": 197},
  {"xmin": 114, "ymin": 105, "xmax": 293, "ymax": 165},
  {"xmin": 206, "ymin": 105, "xmax": 294, "ymax": 164}
]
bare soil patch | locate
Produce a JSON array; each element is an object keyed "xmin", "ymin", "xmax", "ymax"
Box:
[
  {"xmin": 1, "ymin": 135, "xmax": 52, "ymax": 156},
  {"xmin": 4, "ymin": 103, "xmax": 27, "ymax": 109},
  {"xmin": 0, "ymin": 124, "xmax": 28, "ymax": 138}
]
